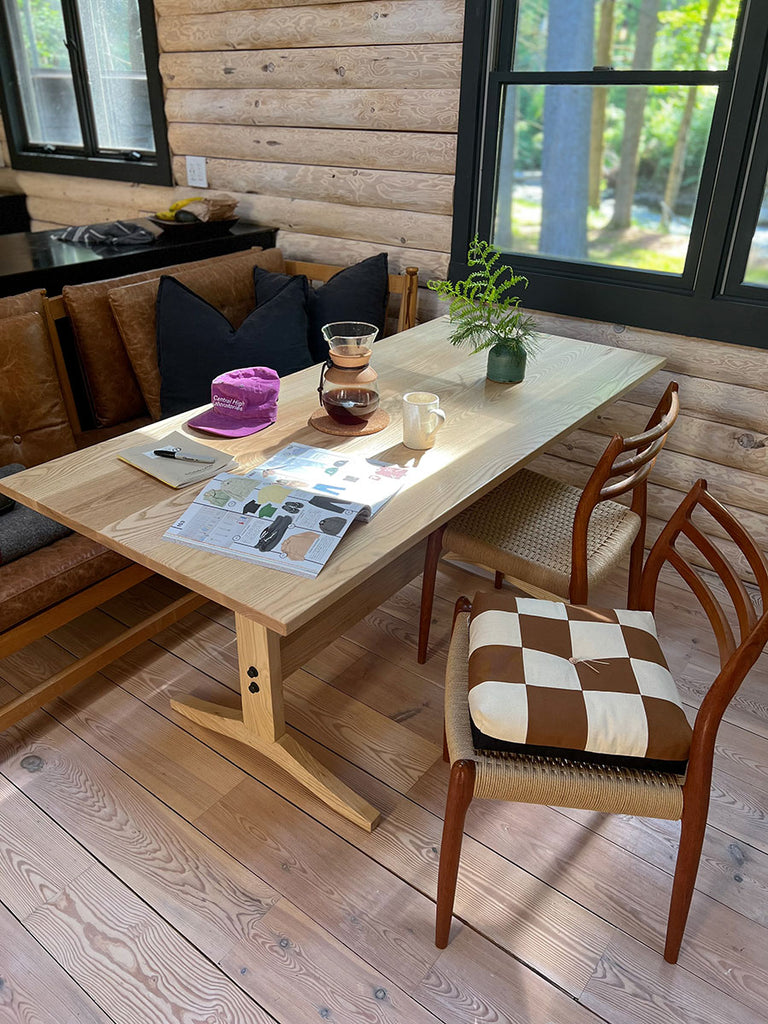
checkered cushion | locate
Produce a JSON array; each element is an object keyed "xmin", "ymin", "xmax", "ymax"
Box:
[{"xmin": 468, "ymin": 591, "xmax": 692, "ymax": 769}]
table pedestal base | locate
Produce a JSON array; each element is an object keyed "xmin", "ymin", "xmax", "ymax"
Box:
[{"xmin": 170, "ymin": 610, "xmax": 381, "ymax": 831}]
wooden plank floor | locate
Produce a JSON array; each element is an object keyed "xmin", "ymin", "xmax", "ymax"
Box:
[{"xmin": 1, "ymin": 559, "xmax": 767, "ymax": 1024}]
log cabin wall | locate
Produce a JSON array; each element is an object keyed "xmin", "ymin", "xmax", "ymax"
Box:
[
  {"xmin": 0, "ymin": 0, "xmax": 463, "ymax": 287},
  {"xmin": 0, "ymin": 0, "xmax": 764, "ymax": 580}
]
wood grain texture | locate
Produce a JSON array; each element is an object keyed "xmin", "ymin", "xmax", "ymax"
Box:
[
  {"xmin": 532, "ymin": 308, "xmax": 768, "ymax": 391},
  {"xmin": 171, "ymin": 157, "xmax": 455, "ymax": 214},
  {"xmin": 621, "ymin": 368, "xmax": 768, "ymax": 434},
  {"xmin": 165, "ymin": 86, "xmax": 459, "ymax": 131},
  {"xmin": 160, "ymin": 43, "xmax": 463, "ymax": 90},
  {"xmin": 0, "ymin": 902, "xmax": 109, "ymax": 1024},
  {"xmin": 582, "ymin": 930, "xmax": 767, "ymax": 1024},
  {"xmin": 221, "ymin": 898, "xmax": 441, "ymax": 1024},
  {"xmin": 276, "ymin": 231, "xmax": 450, "ymax": 280},
  {"xmin": 25, "ymin": 869, "xmax": 273, "ymax": 1023},
  {"xmin": 168, "ymin": 122, "xmax": 457, "ymax": 173},
  {"xmin": 158, "ymin": 1, "xmax": 465, "ymax": 52}
]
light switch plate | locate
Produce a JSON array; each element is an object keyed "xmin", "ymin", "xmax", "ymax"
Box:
[{"xmin": 186, "ymin": 156, "xmax": 208, "ymax": 188}]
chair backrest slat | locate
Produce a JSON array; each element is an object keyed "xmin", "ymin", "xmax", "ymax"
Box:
[
  {"xmin": 640, "ymin": 479, "xmax": 768, "ymax": 671},
  {"xmin": 667, "ymin": 545, "xmax": 737, "ymax": 662},
  {"xmin": 569, "ymin": 381, "xmax": 680, "ymax": 604},
  {"xmin": 681, "ymin": 519, "xmax": 757, "ymax": 639},
  {"xmin": 610, "ymin": 430, "xmax": 670, "ymax": 478}
]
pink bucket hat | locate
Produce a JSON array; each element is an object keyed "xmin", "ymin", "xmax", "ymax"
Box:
[{"xmin": 187, "ymin": 367, "xmax": 280, "ymax": 437}]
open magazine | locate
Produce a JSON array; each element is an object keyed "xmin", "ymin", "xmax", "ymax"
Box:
[
  {"xmin": 163, "ymin": 444, "xmax": 411, "ymax": 578},
  {"xmin": 249, "ymin": 442, "xmax": 409, "ymax": 522}
]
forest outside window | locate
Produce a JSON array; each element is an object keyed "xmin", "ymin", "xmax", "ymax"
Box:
[
  {"xmin": 0, "ymin": 0, "xmax": 170, "ymax": 184},
  {"xmin": 455, "ymin": 1, "xmax": 768, "ymax": 347}
]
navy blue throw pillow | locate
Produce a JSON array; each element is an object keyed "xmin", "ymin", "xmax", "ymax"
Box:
[
  {"xmin": 254, "ymin": 253, "xmax": 389, "ymax": 363},
  {"xmin": 157, "ymin": 274, "xmax": 312, "ymax": 417}
]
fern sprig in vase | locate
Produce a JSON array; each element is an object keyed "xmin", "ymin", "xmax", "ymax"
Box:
[{"xmin": 428, "ymin": 236, "xmax": 538, "ymax": 382}]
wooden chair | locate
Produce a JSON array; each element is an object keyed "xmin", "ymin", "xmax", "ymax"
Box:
[
  {"xmin": 418, "ymin": 381, "xmax": 680, "ymax": 663},
  {"xmin": 436, "ymin": 478, "xmax": 768, "ymax": 962}
]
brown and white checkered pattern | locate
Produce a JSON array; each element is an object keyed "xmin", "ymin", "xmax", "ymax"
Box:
[{"xmin": 468, "ymin": 591, "xmax": 692, "ymax": 764}]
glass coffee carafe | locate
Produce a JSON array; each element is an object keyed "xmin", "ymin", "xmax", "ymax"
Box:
[{"xmin": 318, "ymin": 322, "xmax": 380, "ymax": 425}]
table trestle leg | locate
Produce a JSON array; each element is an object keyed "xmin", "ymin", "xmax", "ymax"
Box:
[{"xmin": 170, "ymin": 612, "xmax": 381, "ymax": 831}]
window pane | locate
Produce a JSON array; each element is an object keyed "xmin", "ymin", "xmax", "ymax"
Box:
[
  {"xmin": 492, "ymin": 82, "xmax": 718, "ymax": 274},
  {"xmin": 511, "ymin": 0, "xmax": 739, "ymax": 73},
  {"xmin": 78, "ymin": 0, "xmax": 154, "ymax": 151},
  {"xmin": 742, "ymin": 173, "xmax": 768, "ymax": 285},
  {"xmin": 4, "ymin": 0, "xmax": 82, "ymax": 146}
]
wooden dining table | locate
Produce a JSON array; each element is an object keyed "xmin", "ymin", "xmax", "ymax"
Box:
[{"xmin": 1, "ymin": 316, "xmax": 663, "ymax": 830}]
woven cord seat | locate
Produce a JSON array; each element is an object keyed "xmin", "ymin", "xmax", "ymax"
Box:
[
  {"xmin": 445, "ymin": 610, "xmax": 684, "ymax": 817},
  {"xmin": 444, "ymin": 468, "xmax": 641, "ymax": 599}
]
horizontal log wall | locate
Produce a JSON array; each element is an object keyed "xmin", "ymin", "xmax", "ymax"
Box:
[
  {"xmin": 0, "ymin": 0, "xmax": 461, "ymax": 296},
  {"xmin": 526, "ymin": 311, "xmax": 768, "ymax": 584}
]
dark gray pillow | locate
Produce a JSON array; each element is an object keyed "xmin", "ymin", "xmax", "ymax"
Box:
[
  {"xmin": 156, "ymin": 274, "xmax": 312, "ymax": 417},
  {"xmin": 254, "ymin": 253, "xmax": 389, "ymax": 364},
  {"xmin": 0, "ymin": 464, "xmax": 71, "ymax": 565}
]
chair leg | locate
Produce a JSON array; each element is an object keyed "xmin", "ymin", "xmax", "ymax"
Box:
[
  {"xmin": 435, "ymin": 759, "xmax": 476, "ymax": 948},
  {"xmin": 494, "ymin": 571, "xmax": 504, "ymax": 589},
  {"xmin": 418, "ymin": 526, "xmax": 445, "ymax": 664},
  {"xmin": 664, "ymin": 791, "xmax": 709, "ymax": 963}
]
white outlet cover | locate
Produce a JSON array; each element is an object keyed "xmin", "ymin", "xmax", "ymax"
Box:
[{"xmin": 186, "ymin": 156, "xmax": 208, "ymax": 188}]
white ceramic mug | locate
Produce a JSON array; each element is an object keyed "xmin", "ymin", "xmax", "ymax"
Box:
[{"xmin": 402, "ymin": 392, "xmax": 447, "ymax": 450}]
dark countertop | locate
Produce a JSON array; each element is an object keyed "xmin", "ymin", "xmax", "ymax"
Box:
[{"xmin": 0, "ymin": 218, "xmax": 277, "ymax": 296}]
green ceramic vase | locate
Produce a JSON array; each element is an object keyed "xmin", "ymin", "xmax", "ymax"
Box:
[{"xmin": 486, "ymin": 342, "xmax": 527, "ymax": 383}]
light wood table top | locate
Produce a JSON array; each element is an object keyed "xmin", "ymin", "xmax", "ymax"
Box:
[{"xmin": 3, "ymin": 317, "xmax": 663, "ymax": 636}]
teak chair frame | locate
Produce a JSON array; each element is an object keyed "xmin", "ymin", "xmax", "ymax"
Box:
[
  {"xmin": 436, "ymin": 479, "xmax": 768, "ymax": 963},
  {"xmin": 418, "ymin": 381, "xmax": 680, "ymax": 664}
]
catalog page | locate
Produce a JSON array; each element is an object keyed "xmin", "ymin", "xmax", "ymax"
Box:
[
  {"xmin": 163, "ymin": 472, "xmax": 362, "ymax": 578},
  {"xmin": 250, "ymin": 443, "xmax": 410, "ymax": 521}
]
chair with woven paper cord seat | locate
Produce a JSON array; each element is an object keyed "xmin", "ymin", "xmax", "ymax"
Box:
[
  {"xmin": 435, "ymin": 478, "xmax": 768, "ymax": 963},
  {"xmin": 417, "ymin": 381, "xmax": 680, "ymax": 663}
]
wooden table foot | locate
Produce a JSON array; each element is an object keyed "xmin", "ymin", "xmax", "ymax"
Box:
[{"xmin": 170, "ymin": 694, "xmax": 381, "ymax": 832}]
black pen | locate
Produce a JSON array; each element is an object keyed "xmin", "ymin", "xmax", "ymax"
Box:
[{"xmin": 153, "ymin": 448, "xmax": 216, "ymax": 464}]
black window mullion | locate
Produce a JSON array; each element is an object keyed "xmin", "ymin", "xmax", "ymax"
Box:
[
  {"xmin": 59, "ymin": 0, "xmax": 98, "ymax": 156},
  {"xmin": 489, "ymin": 70, "xmax": 725, "ymax": 87},
  {"xmin": 449, "ymin": 0, "xmax": 497, "ymax": 268}
]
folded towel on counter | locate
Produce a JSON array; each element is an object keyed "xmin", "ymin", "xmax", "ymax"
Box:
[{"xmin": 57, "ymin": 220, "xmax": 155, "ymax": 247}]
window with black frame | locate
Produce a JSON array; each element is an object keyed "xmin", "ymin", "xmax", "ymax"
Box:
[
  {"xmin": 0, "ymin": 0, "xmax": 170, "ymax": 184},
  {"xmin": 454, "ymin": 0, "xmax": 768, "ymax": 347}
]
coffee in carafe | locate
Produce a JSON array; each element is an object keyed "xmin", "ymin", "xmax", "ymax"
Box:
[{"xmin": 317, "ymin": 322, "xmax": 380, "ymax": 426}]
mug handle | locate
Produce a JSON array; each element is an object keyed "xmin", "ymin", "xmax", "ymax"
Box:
[{"xmin": 428, "ymin": 409, "xmax": 447, "ymax": 435}]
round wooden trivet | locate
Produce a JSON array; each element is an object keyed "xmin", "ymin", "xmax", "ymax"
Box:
[{"xmin": 308, "ymin": 407, "xmax": 390, "ymax": 436}]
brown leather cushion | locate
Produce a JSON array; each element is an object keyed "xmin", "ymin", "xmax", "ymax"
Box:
[
  {"xmin": 0, "ymin": 311, "xmax": 77, "ymax": 467},
  {"xmin": 62, "ymin": 247, "xmax": 283, "ymax": 427},
  {"xmin": 0, "ymin": 533, "xmax": 130, "ymax": 632},
  {"xmin": 108, "ymin": 247, "xmax": 286, "ymax": 420},
  {"xmin": 0, "ymin": 288, "xmax": 47, "ymax": 320}
]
